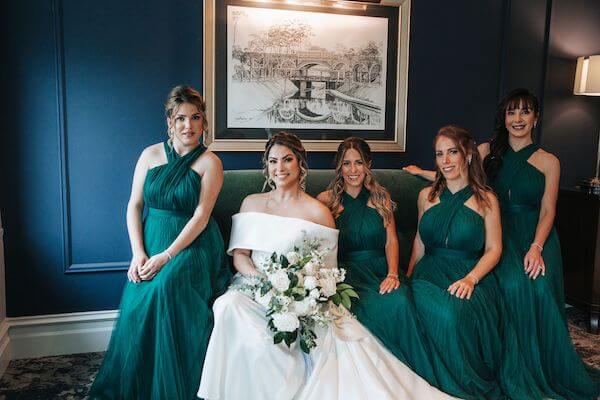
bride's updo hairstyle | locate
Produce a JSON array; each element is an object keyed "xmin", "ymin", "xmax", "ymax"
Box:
[
  {"xmin": 164, "ymin": 85, "xmax": 207, "ymax": 147},
  {"xmin": 262, "ymin": 131, "xmax": 308, "ymax": 191},
  {"xmin": 327, "ymin": 137, "xmax": 395, "ymax": 226}
]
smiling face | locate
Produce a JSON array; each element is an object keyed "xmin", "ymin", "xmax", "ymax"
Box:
[
  {"xmin": 267, "ymin": 144, "xmax": 301, "ymax": 188},
  {"xmin": 505, "ymin": 100, "xmax": 537, "ymax": 140},
  {"xmin": 435, "ymin": 135, "xmax": 468, "ymax": 181},
  {"xmin": 167, "ymin": 102, "xmax": 204, "ymax": 147},
  {"xmin": 341, "ymin": 148, "xmax": 367, "ymax": 190}
]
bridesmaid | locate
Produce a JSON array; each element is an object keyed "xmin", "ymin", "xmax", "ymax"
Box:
[
  {"xmin": 408, "ymin": 125, "xmax": 542, "ymax": 399},
  {"xmin": 482, "ymin": 89, "xmax": 598, "ymax": 399},
  {"xmin": 317, "ymin": 137, "xmax": 441, "ymax": 385},
  {"xmin": 89, "ymin": 85, "xmax": 230, "ymax": 399},
  {"xmin": 405, "ymin": 89, "xmax": 599, "ymax": 399}
]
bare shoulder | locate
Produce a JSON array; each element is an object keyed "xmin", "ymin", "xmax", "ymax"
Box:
[
  {"xmin": 536, "ymin": 148, "xmax": 560, "ymax": 167},
  {"xmin": 418, "ymin": 186, "xmax": 432, "ymax": 204},
  {"xmin": 140, "ymin": 142, "xmax": 166, "ymax": 168},
  {"xmin": 303, "ymin": 194, "xmax": 335, "ymax": 228},
  {"xmin": 239, "ymin": 193, "xmax": 268, "ymax": 213},
  {"xmin": 193, "ymin": 149, "xmax": 223, "ymax": 175},
  {"xmin": 477, "ymin": 142, "xmax": 490, "ymax": 158},
  {"xmin": 316, "ymin": 189, "xmax": 332, "ymax": 204},
  {"xmin": 483, "ymin": 190, "xmax": 500, "ymax": 213}
]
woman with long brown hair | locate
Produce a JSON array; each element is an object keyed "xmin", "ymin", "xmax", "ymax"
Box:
[
  {"xmin": 408, "ymin": 125, "xmax": 543, "ymax": 399},
  {"xmin": 317, "ymin": 137, "xmax": 441, "ymax": 385}
]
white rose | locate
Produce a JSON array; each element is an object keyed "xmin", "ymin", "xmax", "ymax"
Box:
[
  {"xmin": 304, "ymin": 261, "xmax": 318, "ymax": 276},
  {"xmin": 304, "ymin": 276, "xmax": 318, "ymax": 290},
  {"xmin": 269, "ymin": 271, "xmax": 291, "ymax": 292},
  {"xmin": 272, "ymin": 312, "xmax": 300, "ymax": 332},
  {"xmin": 286, "ymin": 251, "xmax": 301, "ymax": 265},
  {"xmin": 319, "ymin": 276, "xmax": 337, "ymax": 297},
  {"xmin": 309, "ymin": 288, "xmax": 320, "ymax": 299},
  {"xmin": 254, "ymin": 290, "xmax": 274, "ymax": 309},
  {"xmin": 291, "ymin": 297, "xmax": 313, "ymax": 317}
]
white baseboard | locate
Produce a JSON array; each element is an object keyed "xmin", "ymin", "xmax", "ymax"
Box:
[{"xmin": 2, "ymin": 310, "xmax": 118, "ymax": 365}]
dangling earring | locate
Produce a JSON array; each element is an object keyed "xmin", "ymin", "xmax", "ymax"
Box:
[
  {"xmin": 468, "ymin": 157, "xmax": 472, "ymax": 166},
  {"xmin": 534, "ymin": 121, "xmax": 538, "ymax": 128}
]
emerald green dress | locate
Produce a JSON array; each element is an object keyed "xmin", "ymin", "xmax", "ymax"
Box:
[
  {"xmin": 489, "ymin": 143, "xmax": 599, "ymax": 400},
  {"xmin": 336, "ymin": 188, "xmax": 441, "ymax": 386},
  {"xmin": 411, "ymin": 186, "xmax": 543, "ymax": 399},
  {"xmin": 89, "ymin": 143, "xmax": 230, "ymax": 400}
]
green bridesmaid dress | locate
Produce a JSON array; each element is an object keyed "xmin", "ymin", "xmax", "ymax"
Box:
[
  {"xmin": 89, "ymin": 142, "xmax": 231, "ymax": 400},
  {"xmin": 489, "ymin": 143, "xmax": 599, "ymax": 400},
  {"xmin": 336, "ymin": 188, "xmax": 441, "ymax": 386},
  {"xmin": 411, "ymin": 186, "xmax": 543, "ymax": 399}
]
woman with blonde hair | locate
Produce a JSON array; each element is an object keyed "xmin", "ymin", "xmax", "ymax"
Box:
[{"xmin": 317, "ymin": 136, "xmax": 441, "ymax": 385}]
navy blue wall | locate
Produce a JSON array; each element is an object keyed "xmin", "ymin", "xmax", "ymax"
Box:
[{"xmin": 2, "ymin": 0, "xmax": 596, "ymax": 316}]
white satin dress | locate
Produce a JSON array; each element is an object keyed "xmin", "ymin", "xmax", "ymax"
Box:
[{"xmin": 198, "ymin": 212, "xmax": 459, "ymax": 400}]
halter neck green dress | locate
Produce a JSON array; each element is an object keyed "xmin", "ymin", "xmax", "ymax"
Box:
[
  {"xmin": 489, "ymin": 143, "xmax": 599, "ymax": 400},
  {"xmin": 411, "ymin": 186, "xmax": 543, "ymax": 399},
  {"xmin": 336, "ymin": 188, "xmax": 440, "ymax": 385},
  {"xmin": 90, "ymin": 142, "xmax": 230, "ymax": 400}
]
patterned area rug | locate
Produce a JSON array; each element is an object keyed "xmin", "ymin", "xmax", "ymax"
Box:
[{"xmin": 0, "ymin": 308, "xmax": 598, "ymax": 399}]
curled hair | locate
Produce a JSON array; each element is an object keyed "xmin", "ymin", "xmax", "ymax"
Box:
[
  {"xmin": 261, "ymin": 131, "xmax": 308, "ymax": 191},
  {"xmin": 483, "ymin": 88, "xmax": 539, "ymax": 180},
  {"xmin": 327, "ymin": 137, "xmax": 396, "ymax": 226},
  {"xmin": 164, "ymin": 85, "xmax": 207, "ymax": 147},
  {"xmin": 429, "ymin": 125, "xmax": 492, "ymax": 209}
]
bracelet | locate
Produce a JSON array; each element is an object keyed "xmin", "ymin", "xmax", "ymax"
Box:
[
  {"xmin": 467, "ymin": 272, "xmax": 479, "ymax": 285},
  {"xmin": 531, "ymin": 242, "xmax": 543, "ymax": 251},
  {"xmin": 387, "ymin": 273, "xmax": 399, "ymax": 281},
  {"xmin": 164, "ymin": 250, "xmax": 173, "ymax": 260}
]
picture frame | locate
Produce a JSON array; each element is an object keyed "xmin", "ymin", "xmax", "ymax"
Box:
[{"xmin": 203, "ymin": 0, "xmax": 411, "ymax": 151}]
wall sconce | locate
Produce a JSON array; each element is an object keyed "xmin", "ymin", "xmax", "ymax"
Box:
[{"xmin": 574, "ymin": 55, "xmax": 600, "ymax": 193}]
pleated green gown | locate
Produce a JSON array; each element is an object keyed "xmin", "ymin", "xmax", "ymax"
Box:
[
  {"xmin": 89, "ymin": 143, "xmax": 231, "ymax": 400},
  {"xmin": 411, "ymin": 186, "xmax": 543, "ymax": 399},
  {"xmin": 336, "ymin": 188, "xmax": 440, "ymax": 386},
  {"xmin": 489, "ymin": 143, "xmax": 599, "ymax": 400}
]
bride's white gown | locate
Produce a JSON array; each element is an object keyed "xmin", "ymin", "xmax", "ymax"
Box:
[{"xmin": 198, "ymin": 212, "xmax": 458, "ymax": 400}]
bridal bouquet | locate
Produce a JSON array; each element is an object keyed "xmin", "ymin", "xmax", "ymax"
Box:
[{"xmin": 234, "ymin": 236, "xmax": 358, "ymax": 353}]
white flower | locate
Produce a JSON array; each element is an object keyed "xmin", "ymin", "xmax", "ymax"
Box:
[
  {"xmin": 319, "ymin": 276, "xmax": 337, "ymax": 297},
  {"xmin": 304, "ymin": 260, "xmax": 318, "ymax": 276},
  {"xmin": 286, "ymin": 251, "xmax": 301, "ymax": 265},
  {"xmin": 269, "ymin": 271, "xmax": 291, "ymax": 292},
  {"xmin": 304, "ymin": 276, "xmax": 318, "ymax": 290},
  {"xmin": 272, "ymin": 312, "xmax": 300, "ymax": 332},
  {"xmin": 309, "ymin": 288, "xmax": 320, "ymax": 299},
  {"xmin": 255, "ymin": 290, "xmax": 274, "ymax": 309},
  {"xmin": 291, "ymin": 297, "xmax": 313, "ymax": 317}
]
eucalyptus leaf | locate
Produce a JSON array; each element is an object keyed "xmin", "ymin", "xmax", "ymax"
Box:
[{"xmin": 331, "ymin": 293, "xmax": 342, "ymax": 306}]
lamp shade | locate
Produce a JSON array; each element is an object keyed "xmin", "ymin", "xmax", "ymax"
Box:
[{"xmin": 574, "ymin": 55, "xmax": 600, "ymax": 96}]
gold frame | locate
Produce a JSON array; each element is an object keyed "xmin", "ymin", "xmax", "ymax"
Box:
[{"xmin": 203, "ymin": 0, "xmax": 411, "ymax": 152}]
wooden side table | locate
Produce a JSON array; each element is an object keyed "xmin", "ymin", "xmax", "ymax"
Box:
[{"xmin": 555, "ymin": 188, "xmax": 600, "ymax": 334}]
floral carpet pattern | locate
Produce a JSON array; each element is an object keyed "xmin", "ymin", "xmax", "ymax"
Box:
[{"xmin": 0, "ymin": 308, "xmax": 598, "ymax": 399}]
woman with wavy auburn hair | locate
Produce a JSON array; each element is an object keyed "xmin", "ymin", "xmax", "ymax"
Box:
[{"xmin": 407, "ymin": 125, "xmax": 544, "ymax": 399}]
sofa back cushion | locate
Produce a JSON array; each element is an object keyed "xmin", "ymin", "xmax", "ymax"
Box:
[{"xmin": 213, "ymin": 169, "xmax": 428, "ymax": 273}]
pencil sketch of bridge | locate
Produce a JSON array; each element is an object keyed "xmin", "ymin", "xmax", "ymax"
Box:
[{"xmin": 227, "ymin": 5, "xmax": 388, "ymax": 130}]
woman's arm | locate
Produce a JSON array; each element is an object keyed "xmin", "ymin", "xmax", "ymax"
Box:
[
  {"xmin": 232, "ymin": 248, "xmax": 260, "ymax": 276},
  {"xmin": 406, "ymin": 189, "xmax": 428, "ymax": 277},
  {"xmin": 448, "ymin": 193, "xmax": 502, "ymax": 299},
  {"xmin": 126, "ymin": 148, "xmax": 152, "ymax": 283},
  {"xmin": 139, "ymin": 152, "xmax": 224, "ymax": 280},
  {"xmin": 379, "ymin": 214, "xmax": 401, "ymax": 294},
  {"xmin": 523, "ymin": 152, "xmax": 560, "ymax": 279},
  {"xmin": 402, "ymin": 165, "xmax": 436, "ymax": 181}
]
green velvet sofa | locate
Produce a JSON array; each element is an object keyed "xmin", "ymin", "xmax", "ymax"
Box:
[{"xmin": 213, "ymin": 170, "xmax": 429, "ymax": 273}]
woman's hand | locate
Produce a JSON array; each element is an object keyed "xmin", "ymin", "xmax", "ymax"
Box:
[
  {"xmin": 524, "ymin": 245, "xmax": 545, "ymax": 279},
  {"xmin": 127, "ymin": 253, "xmax": 148, "ymax": 283},
  {"xmin": 139, "ymin": 252, "xmax": 171, "ymax": 281},
  {"xmin": 402, "ymin": 165, "xmax": 424, "ymax": 176},
  {"xmin": 379, "ymin": 275, "xmax": 400, "ymax": 294},
  {"xmin": 447, "ymin": 275, "xmax": 477, "ymax": 300}
]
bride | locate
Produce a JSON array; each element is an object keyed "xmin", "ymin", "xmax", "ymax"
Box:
[{"xmin": 198, "ymin": 132, "xmax": 458, "ymax": 400}]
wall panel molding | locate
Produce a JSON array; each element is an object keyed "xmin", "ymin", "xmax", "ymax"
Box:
[{"xmin": 52, "ymin": 0, "xmax": 128, "ymax": 274}]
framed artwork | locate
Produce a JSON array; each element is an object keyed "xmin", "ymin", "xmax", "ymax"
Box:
[{"xmin": 203, "ymin": 0, "xmax": 410, "ymax": 151}]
